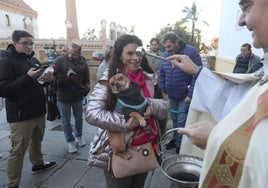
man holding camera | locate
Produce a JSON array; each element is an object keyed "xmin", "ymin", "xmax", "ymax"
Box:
[{"xmin": 52, "ymin": 43, "xmax": 90, "ymax": 153}]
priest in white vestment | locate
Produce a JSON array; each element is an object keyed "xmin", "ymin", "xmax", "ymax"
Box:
[
  {"xmin": 167, "ymin": 54, "xmax": 268, "ymax": 188},
  {"xmin": 164, "ymin": 0, "xmax": 268, "ymax": 186}
]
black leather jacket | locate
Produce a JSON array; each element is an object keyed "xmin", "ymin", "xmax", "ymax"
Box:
[
  {"xmin": 0, "ymin": 45, "xmax": 47, "ymax": 123},
  {"xmin": 53, "ymin": 55, "xmax": 90, "ymax": 103}
]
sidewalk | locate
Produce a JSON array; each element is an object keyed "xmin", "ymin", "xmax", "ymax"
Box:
[{"xmin": 0, "ymin": 107, "xmax": 176, "ymax": 188}]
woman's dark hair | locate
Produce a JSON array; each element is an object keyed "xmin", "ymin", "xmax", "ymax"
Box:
[{"xmin": 104, "ymin": 46, "xmax": 114, "ymax": 61}]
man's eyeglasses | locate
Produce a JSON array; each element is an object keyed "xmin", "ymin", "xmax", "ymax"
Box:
[
  {"xmin": 239, "ymin": 0, "xmax": 253, "ymax": 13},
  {"xmin": 17, "ymin": 41, "xmax": 34, "ymax": 47}
]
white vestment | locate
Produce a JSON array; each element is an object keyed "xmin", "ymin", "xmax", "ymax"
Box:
[
  {"xmin": 180, "ymin": 68, "xmax": 258, "ymax": 157},
  {"xmin": 180, "ymin": 55, "xmax": 268, "ymax": 188}
]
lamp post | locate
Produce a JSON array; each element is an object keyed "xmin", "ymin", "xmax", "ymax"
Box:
[
  {"xmin": 44, "ymin": 40, "xmax": 64, "ymax": 63},
  {"xmin": 44, "ymin": 45, "xmax": 50, "ymax": 54},
  {"xmin": 44, "ymin": 44, "xmax": 53, "ymax": 63}
]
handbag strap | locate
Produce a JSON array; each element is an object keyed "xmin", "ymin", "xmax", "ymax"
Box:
[{"xmin": 154, "ymin": 120, "xmax": 163, "ymax": 161}]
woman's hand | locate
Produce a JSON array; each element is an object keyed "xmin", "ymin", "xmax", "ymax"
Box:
[
  {"xmin": 178, "ymin": 121, "xmax": 215, "ymax": 149},
  {"xmin": 166, "ymin": 55, "xmax": 200, "ymax": 75}
]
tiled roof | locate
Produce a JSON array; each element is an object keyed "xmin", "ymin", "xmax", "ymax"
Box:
[{"xmin": 0, "ymin": 0, "xmax": 37, "ymax": 17}]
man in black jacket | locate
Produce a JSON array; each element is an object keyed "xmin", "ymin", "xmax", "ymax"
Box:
[
  {"xmin": 52, "ymin": 43, "xmax": 90, "ymax": 154},
  {"xmin": 0, "ymin": 30, "xmax": 56, "ymax": 188}
]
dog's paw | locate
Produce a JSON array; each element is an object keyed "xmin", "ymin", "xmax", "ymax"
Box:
[
  {"xmin": 139, "ymin": 118, "xmax": 147, "ymax": 127},
  {"xmin": 126, "ymin": 117, "xmax": 140, "ymax": 130}
]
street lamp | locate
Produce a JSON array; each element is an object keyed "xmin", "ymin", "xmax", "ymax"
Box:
[
  {"xmin": 43, "ymin": 40, "xmax": 64, "ymax": 63},
  {"xmin": 44, "ymin": 44, "xmax": 50, "ymax": 54},
  {"xmin": 44, "ymin": 44, "xmax": 53, "ymax": 63}
]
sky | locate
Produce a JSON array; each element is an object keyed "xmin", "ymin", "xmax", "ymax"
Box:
[{"xmin": 23, "ymin": 0, "xmax": 222, "ymax": 46}]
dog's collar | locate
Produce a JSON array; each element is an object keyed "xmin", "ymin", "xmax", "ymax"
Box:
[{"xmin": 117, "ymin": 98, "xmax": 148, "ymax": 112}]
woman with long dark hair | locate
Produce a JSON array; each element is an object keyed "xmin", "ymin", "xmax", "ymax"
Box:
[{"xmin": 85, "ymin": 34, "xmax": 169, "ymax": 188}]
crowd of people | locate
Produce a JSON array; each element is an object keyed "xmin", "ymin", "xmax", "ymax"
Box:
[{"xmin": 1, "ymin": 0, "xmax": 268, "ymax": 187}]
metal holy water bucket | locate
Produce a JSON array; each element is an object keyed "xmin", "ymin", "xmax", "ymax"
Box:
[
  {"xmin": 160, "ymin": 128, "xmax": 203, "ymax": 188},
  {"xmin": 161, "ymin": 154, "xmax": 202, "ymax": 188}
]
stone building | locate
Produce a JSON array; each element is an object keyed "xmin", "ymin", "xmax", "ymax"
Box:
[
  {"xmin": 0, "ymin": 0, "xmax": 128, "ymax": 89},
  {"xmin": 0, "ymin": 0, "xmax": 38, "ymax": 38},
  {"xmin": 0, "ymin": 0, "xmax": 114, "ymax": 61}
]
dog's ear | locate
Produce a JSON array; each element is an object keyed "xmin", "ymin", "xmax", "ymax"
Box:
[
  {"xmin": 108, "ymin": 77, "xmax": 118, "ymax": 94},
  {"xmin": 98, "ymin": 80, "xmax": 109, "ymax": 86}
]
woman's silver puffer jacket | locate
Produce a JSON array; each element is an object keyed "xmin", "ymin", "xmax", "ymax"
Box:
[{"xmin": 85, "ymin": 70, "xmax": 169, "ymax": 170}]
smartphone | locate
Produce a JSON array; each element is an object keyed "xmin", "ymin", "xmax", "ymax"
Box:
[{"xmin": 40, "ymin": 64, "xmax": 49, "ymax": 69}]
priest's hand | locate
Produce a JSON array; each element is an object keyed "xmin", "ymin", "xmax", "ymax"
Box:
[
  {"xmin": 178, "ymin": 121, "xmax": 215, "ymax": 150},
  {"xmin": 166, "ymin": 54, "xmax": 200, "ymax": 75}
]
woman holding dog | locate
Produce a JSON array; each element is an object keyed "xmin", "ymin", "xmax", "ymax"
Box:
[{"xmin": 85, "ymin": 34, "xmax": 169, "ymax": 188}]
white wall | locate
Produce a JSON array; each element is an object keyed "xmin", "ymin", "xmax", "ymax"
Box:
[
  {"xmin": 217, "ymin": 0, "xmax": 263, "ymax": 61},
  {"xmin": 0, "ymin": 10, "xmax": 39, "ymax": 39},
  {"xmin": 31, "ymin": 19, "xmax": 39, "ymax": 39}
]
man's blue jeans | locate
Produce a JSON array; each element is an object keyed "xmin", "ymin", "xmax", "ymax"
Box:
[
  {"xmin": 168, "ymin": 97, "xmax": 190, "ymax": 147},
  {"xmin": 57, "ymin": 100, "xmax": 83, "ymax": 143}
]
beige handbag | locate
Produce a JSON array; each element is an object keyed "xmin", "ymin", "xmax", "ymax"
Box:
[{"xmin": 108, "ymin": 142, "xmax": 159, "ymax": 178}]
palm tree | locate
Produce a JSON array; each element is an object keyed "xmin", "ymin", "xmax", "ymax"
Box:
[
  {"xmin": 129, "ymin": 25, "xmax": 135, "ymax": 35},
  {"xmin": 181, "ymin": 2, "xmax": 209, "ymax": 43}
]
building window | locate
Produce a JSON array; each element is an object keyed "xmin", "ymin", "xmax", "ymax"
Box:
[
  {"xmin": 23, "ymin": 16, "xmax": 32, "ymax": 29},
  {"xmin": 5, "ymin": 15, "xmax": 10, "ymax": 26},
  {"xmin": 23, "ymin": 19, "xmax": 26, "ymax": 29}
]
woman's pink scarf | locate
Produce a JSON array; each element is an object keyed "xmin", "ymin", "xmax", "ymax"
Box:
[{"xmin": 127, "ymin": 69, "xmax": 151, "ymax": 97}]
